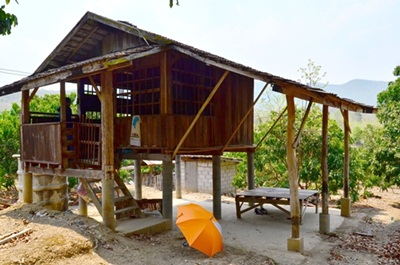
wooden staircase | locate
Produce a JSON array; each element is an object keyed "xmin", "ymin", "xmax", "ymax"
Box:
[
  {"xmin": 79, "ymin": 173, "xmax": 144, "ymax": 220},
  {"xmin": 78, "ymin": 173, "xmax": 171, "ymax": 235}
]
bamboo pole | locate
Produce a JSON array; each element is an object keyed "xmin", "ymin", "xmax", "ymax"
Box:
[{"xmin": 0, "ymin": 228, "xmax": 31, "ymax": 245}]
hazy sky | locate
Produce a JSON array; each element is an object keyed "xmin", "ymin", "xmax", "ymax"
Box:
[{"xmin": 1, "ymin": 0, "xmax": 399, "ymax": 88}]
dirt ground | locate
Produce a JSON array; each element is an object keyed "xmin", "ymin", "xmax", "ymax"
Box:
[{"xmin": 0, "ymin": 186, "xmax": 399, "ymax": 265}]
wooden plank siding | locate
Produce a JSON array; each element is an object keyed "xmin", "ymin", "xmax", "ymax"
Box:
[
  {"xmin": 21, "ymin": 123, "xmax": 62, "ymax": 165},
  {"xmin": 215, "ymin": 71, "xmax": 254, "ymax": 146},
  {"xmin": 112, "ymin": 50, "xmax": 254, "ymax": 153}
]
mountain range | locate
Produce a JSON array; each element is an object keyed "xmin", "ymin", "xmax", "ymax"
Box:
[
  {"xmin": 0, "ymin": 79, "xmax": 388, "ymax": 111},
  {"xmin": 324, "ymin": 79, "xmax": 388, "ymax": 107}
]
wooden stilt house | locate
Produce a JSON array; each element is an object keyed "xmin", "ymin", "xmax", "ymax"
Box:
[{"xmin": 0, "ymin": 11, "xmax": 377, "ymax": 251}]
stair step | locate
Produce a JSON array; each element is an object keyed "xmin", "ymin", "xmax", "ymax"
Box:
[
  {"xmin": 115, "ymin": 206, "xmax": 140, "ymax": 215},
  {"xmin": 87, "ymin": 178, "xmax": 102, "ymax": 183},
  {"xmin": 92, "ymin": 187, "xmax": 102, "ymax": 194},
  {"xmin": 115, "ymin": 196, "xmax": 133, "ymax": 203}
]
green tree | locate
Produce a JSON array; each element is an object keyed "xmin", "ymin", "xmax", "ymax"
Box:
[
  {"xmin": 375, "ymin": 66, "xmax": 400, "ymax": 186},
  {"xmin": 0, "ymin": 0, "xmax": 18, "ymax": 36},
  {"xmin": 0, "ymin": 92, "xmax": 77, "ymax": 189},
  {"xmin": 297, "ymin": 59, "xmax": 328, "ymax": 88},
  {"xmin": 30, "ymin": 93, "xmax": 77, "ymax": 113},
  {"xmin": 352, "ymin": 125, "xmax": 386, "ymax": 191},
  {"xmin": 0, "ymin": 103, "xmax": 20, "ymax": 189}
]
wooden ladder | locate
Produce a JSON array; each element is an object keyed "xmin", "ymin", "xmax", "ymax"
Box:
[{"xmin": 79, "ymin": 173, "xmax": 144, "ymax": 220}]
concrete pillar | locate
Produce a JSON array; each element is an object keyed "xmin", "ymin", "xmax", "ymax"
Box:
[
  {"xmin": 212, "ymin": 155, "xmax": 222, "ymax": 220},
  {"xmin": 162, "ymin": 160, "xmax": 173, "ymax": 221},
  {"xmin": 319, "ymin": 213, "xmax": 330, "ymax": 234},
  {"xmin": 341, "ymin": 197, "xmax": 351, "ymax": 217},
  {"xmin": 102, "ymin": 175, "xmax": 115, "ymax": 230},
  {"xmin": 175, "ymin": 155, "xmax": 182, "ymax": 199},
  {"xmin": 287, "ymin": 238, "xmax": 304, "ymax": 254},
  {"xmin": 247, "ymin": 152, "xmax": 255, "ymax": 190},
  {"xmin": 134, "ymin": 159, "xmax": 142, "ymax": 200},
  {"xmin": 23, "ymin": 172, "xmax": 33, "ymax": 204},
  {"xmin": 13, "ymin": 154, "xmax": 23, "ymax": 202},
  {"xmin": 32, "ymin": 174, "xmax": 68, "ymax": 211}
]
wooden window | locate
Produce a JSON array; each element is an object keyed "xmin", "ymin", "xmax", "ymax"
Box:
[
  {"xmin": 84, "ymin": 83, "xmax": 97, "ymax": 95},
  {"xmin": 114, "ymin": 66, "xmax": 161, "ymax": 116},
  {"xmin": 172, "ymin": 58, "xmax": 215, "ymax": 116}
]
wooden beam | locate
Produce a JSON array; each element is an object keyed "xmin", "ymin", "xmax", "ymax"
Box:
[
  {"xmin": 321, "ymin": 105, "xmax": 329, "ymax": 215},
  {"xmin": 25, "ymin": 167, "xmax": 103, "ymax": 179},
  {"xmin": 255, "ymin": 107, "xmax": 287, "ymax": 149},
  {"xmin": 293, "ymin": 99, "xmax": 313, "ymax": 148},
  {"xmin": 27, "ymin": 87, "xmax": 39, "ymax": 103},
  {"xmin": 120, "ymin": 152, "xmax": 172, "ymax": 162},
  {"xmin": 286, "ymin": 95, "xmax": 300, "ymax": 238},
  {"xmin": 160, "ymin": 51, "xmax": 168, "ymax": 115},
  {"xmin": 172, "ymin": 70, "xmax": 229, "ymax": 158},
  {"xmin": 221, "ymin": 82, "xmax": 269, "ymax": 152},
  {"xmin": 20, "ymin": 47, "xmax": 165, "ymax": 92},
  {"xmin": 88, "ymin": 75, "xmax": 102, "ymax": 101}
]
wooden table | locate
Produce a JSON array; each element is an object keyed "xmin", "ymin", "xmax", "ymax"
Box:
[{"xmin": 235, "ymin": 187, "xmax": 319, "ymax": 224}]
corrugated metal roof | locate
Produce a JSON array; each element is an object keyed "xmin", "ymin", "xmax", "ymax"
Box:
[{"xmin": 0, "ymin": 11, "xmax": 377, "ymax": 113}]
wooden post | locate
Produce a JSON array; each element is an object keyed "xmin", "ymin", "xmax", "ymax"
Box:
[
  {"xmin": 101, "ymin": 71, "xmax": 115, "ymax": 231},
  {"xmin": 319, "ymin": 105, "xmax": 330, "ymax": 233},
  {"xmin": 286, "ymin": 95, "xmax": 303, "ymax": 253},
  {"xmin": 341, "ymin": 109, "xmax": 351, "ymax": 217},
  {"xmin": 162, "ymin": 160, "xmax": 173, "ymax": 221},
  {"xmin": 134, "ymin": 159, "xmax": 142, "ymax": 200},
  {"xmin": 212, "ymin": 155, "xmax": 222, "ymax": 220},
  {"xmin": 21, "ymin": 90, "xmax": 32, "ymax": 203},
  {"xmin": 175, "ymin": 155, "xmax": 182, "ymax": 199}
]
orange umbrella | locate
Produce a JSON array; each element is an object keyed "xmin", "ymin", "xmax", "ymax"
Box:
[{"xmin": 176, "ymin": 203, "xmax": 223, "ymax": 257}]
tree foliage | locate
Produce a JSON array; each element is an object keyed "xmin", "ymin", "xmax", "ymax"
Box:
[
  {"xmin": 228, "ymin": 60, "xmax": 378, "ymax": 201},
  {"xmin": 30, "ymin": 93, "xmax": 77, "ymax": 113},
  {"xmin": 297, "ymin": 59, "xmax": 328, "ymax": 88},
  {"xmin": 0, "ymin": 0, "xmax": 18, "ymax": 36},
  {"xmin": 375, "ymin": 66, "xmax": 400, "ymax": 186},
  {"xmin": 0, "ymin": 92, "xmax": 77, "ymax": 189},
  {"xmin": 228, "ymin": 101, "xmax": 373, "ymax": 201},
  {"xmin": 0, "ymin": 103, "xmax": 20, "ymax": 189}
]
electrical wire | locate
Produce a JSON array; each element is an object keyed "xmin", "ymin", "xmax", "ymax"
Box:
[{"xmin": 0, "ymin": 67, "xmax": 30, "ymax": 77}]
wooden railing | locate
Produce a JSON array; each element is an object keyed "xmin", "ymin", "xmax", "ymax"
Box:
[{"xmin": 79, "ymin": 120, "xmax": 102, "ymax": 167}]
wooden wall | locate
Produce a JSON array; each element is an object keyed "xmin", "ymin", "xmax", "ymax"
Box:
[{"xmin": 85, "ymin": 50, "xmax": 254, "ymax": 153}]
